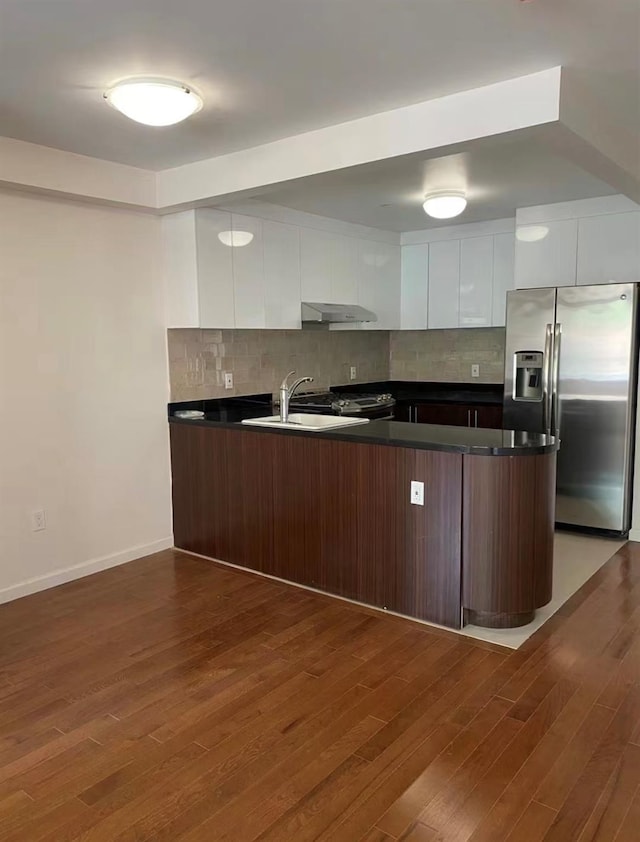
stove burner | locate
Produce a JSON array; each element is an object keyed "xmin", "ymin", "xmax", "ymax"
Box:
[{"xmin": 288, "ymin": 390, "xmax": 395, "ymax": 417}]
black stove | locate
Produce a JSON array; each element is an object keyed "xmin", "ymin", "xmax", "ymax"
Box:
[{"xmin": 288, "ymin": 390, "xmax": 395, "ymax": 418}]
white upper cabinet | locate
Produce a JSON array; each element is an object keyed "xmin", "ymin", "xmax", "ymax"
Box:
[
  {"xmin": 428, "ymin": 240, "xmax": 460, "ymax": 329},
  {"xmin": 358, "ymin": 241, "xmax": 401, "ymax": 330},
  {"xmin": 515, "ymin": 218, "xmax": 578, "ymax": 289},
  {"xmin": 164, "ymin": 207, "xmax": 399, "ymax": 330},
  {"xmin": 459, "ymin": 236, "xmax": 493, "ymax": 327},
  {"xmin": 195, "ymin": 208, "xmax": 235, "ymax": 328},
  {"xmin": 400, "ymin": 244, "xmax": 429, "ymax": 330},
  {"xmin": 262, "ymin": 220, "xmax": 301, "ymax": 328},
  {"xmin": 576, "ymin": 212, "xmax": 640, "ymax": 285},
  {"xmin": 492, "ymin": 232, "xmax": 515, "ymax": 326},
  {"xmin": 300, "ymin": 229, "xmax": 359, "ymax": 304},
  {"xmin": 300, "ymin": 228, "xmax": 333, "ymax": 302},
  {"xmin": 332, "ymin": 234, "xmax": 359, "ymax": 304},
  {"xmin": 400, "ymin": 221, "xmax": 515, "ymax": 330},
  {"xmin": 231, "ymin": 214, "xmax": 264, "ymax": 328}
]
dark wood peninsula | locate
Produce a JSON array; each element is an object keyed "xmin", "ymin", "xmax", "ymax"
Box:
[{"xmin": 169, "ymin": 417, "xmax": 557, "ymax": 630}]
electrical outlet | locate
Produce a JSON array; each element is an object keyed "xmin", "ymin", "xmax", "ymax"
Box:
[
  {"xmin": 31, "ymin": 510, "xmax": 46, "ymax": 531},
  {"xmin": 350, "ymin": 366, "xmax": 357, "ymax": 381},
  {"xmin": 410, "ymin": 481, "xmax": 424, "ymax": 506},
  {"xmin": 224, "ymin": 371, "xmax": 234, "ymax": 390},
  {"xmin": 471, "ymin": 364, "xmax": 480, "ymax": 378}
]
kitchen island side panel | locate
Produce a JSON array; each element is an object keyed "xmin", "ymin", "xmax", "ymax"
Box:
[
  {"xmin": 461, "ymin": 451, "xmax": 556, "ymax": 627},
  {"xmin": 170, "ymin": 423, "xmax": 463, "ymax": 628}
]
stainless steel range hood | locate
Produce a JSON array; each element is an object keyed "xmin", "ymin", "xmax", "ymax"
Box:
[{"xmin": 301, "ymin": 302, "xmax": 377, "ymax": 324}]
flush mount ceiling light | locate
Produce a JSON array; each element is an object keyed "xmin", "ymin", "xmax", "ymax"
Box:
[
  {"xmin": 423, "ymin": 191, "xmax": 467, "ymax": 219},
  {"xmin": 218, "ymin": 230, "xmax": 254, "ymax": 247},
  {"xmin": 103, "ymin": 78, "xmax": 203, "ymax": 126},
  {"xmin": 516, "ymin": 225, "xmax": 550, "ymax": 242}
]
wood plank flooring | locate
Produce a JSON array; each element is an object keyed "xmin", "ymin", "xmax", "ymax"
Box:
[{"xmin": 0, "ymin": 542, "xmax": 638, "ymax": 841}]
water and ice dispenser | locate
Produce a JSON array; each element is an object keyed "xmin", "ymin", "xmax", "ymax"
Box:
[{"xmin": 513, "ymin": 351, "xmax": 544, "ymax": 402}]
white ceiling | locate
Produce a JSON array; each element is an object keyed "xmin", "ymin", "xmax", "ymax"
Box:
[
  {"xmin": 256, "ymin": 134, "xmax": 618, "ymax": 231},
  {"xmin": 0, "ymin": 0, "xmax": 638, "ymax": 170}
]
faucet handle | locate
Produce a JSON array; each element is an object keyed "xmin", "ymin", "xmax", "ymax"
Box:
[{"xmin": 280, "ymin": 370, "xmax": 296, "ymax": 390}]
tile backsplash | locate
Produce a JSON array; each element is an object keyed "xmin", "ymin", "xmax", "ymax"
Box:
[
  {"xmin": 168, "ymin": 326, "xmax": 506, "ymax": 401},
  {"xmin": 389, "ymin": 328, "xmax": 505, "ymax": 384},
  {"xmin": 168, "ymin": 328, "xmax": 391, "ymax": 401}
]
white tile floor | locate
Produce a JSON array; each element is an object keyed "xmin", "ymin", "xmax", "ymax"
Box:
[{"xmin": 460, "ymin": 531, "xmax": 626, "ymax": 650}]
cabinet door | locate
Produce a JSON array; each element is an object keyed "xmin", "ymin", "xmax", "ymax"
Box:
[
  {"xmin": 459, "ymin": 236, "xmax": 493, "ymax": 327},
  {"xmin": 400, "ymin": 244, "xmax": 429, "ymax": 330},
  {"xmin": 194, "ymin": 208, "xmax": 235, "ymax": 328},
  {"xmin": 394, "ymin": 402, "xmax": 413, "ymax": 422},
  {"xmin": 475, "ymin": 404, "xmax": 503, "ymax": 430},
  {"xmin": 577, "ymin": 212, "xmax": 640, "ymax": 285},
  {"xmin": 332, "ymin": 234, "xmax": 359, "ymax": 304},
  {"xmin": 492, "ymin": 232, "xmax": 515, "ymax": 327},
  {"xmin": 515, "ymin": 219, "xmax": 578, "ymax": 289},
  {"xmin": 414, "ymin": 403, "xmax": 470, "ymax": 427},
  {"xmin": 231, "ymin": 214, "xmax": 265, "ymax": 328},
  {"xmin": 163, "ymin": 211, "xmax": 199, "ymax": 328},
  {"xmin": 428, "ymin": 240, "xmax": 460, "ymax": 329},
  {"xmin": 263, "ymin": 221, "xmax": 301, "ymax": 328},
  {"xmin": 359, "ymin": 241, "xmax": 401, "ymax": 330},
  {"xmin": 300, "ymin": 228, "xmax": 333, "ymax": 302}
]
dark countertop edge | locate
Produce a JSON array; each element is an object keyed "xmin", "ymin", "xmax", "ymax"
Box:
[
  {"xmin": 167, "ymin": 383, "xmax": 505, "ymax": 414},
  {"xmin": 335, "ymin": 380, "xmax": 505, "ymax": 406},
  {"xmin": 168, "ymin": 416, "xmax": 558, "ymax": 457}
]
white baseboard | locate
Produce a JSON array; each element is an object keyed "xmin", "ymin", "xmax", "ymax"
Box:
[
  {"xmin": 0, "ymin": 537, "xmax": 174, "ymax": 606},
  {"xmin": 628, "ymin": 529, "xmax": 640, "ymax": 543}
]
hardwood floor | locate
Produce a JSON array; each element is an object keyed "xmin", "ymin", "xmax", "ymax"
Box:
[{"xmin": 0, "ymin": 542, "xmax": 638, "ymax": 841}]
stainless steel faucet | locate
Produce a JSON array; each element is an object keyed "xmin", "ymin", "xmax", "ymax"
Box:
[{"xmin": 279, "ymin": 370, "xmax": 313, "ymax": 423}]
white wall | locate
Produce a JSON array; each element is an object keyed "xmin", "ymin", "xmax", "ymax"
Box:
[{"xmin": 0, "ymin": 191, "xmax": 173, "ymax": 603}]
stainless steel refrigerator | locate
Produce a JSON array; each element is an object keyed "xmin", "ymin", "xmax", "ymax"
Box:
[{"xmin": 503, "ymin": 283, "xmax": 638, "ymax": 535}]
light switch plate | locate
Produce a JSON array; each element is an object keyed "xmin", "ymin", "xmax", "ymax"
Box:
[
  {"xmin": 410, "ymin": 481, "xmax": 424, "ymax": 506},
  {"xmin": 350, "ymin": 366, "xmax": 357, "ymax": 380},
  {"xmin": 471, "ymin": 364, "xmax": 480, "ymax": 378},
  {"xmin": 224, "ymin": 372, "xmax": 234, "ymax": 389}
]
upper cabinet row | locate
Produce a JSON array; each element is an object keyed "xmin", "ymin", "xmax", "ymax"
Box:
[
  {"xmin": 400, "ymin": 232, "xmax": 515, "ymax": 329},
  {"xmin": 163, "ymin": 208, "xmax": 400, "ymax": 330},
  {"xmin": 164, "ymin": 201, "xmax": 639, "ymax": 331},
  {"xmin": 515, "ymin": 211, "xmax": 640, "ymax": 288}
]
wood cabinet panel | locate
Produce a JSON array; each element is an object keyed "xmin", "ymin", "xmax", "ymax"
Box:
[
  {"xmin": 414, "ymin": 403, "xmax": 470, "ymax": 427},
  {"xmin": 462, "ymin": 451, "xmax": 555, "ymax": 627},
  {"xmin": 170, "ymin": 423, "xmax": 463, "ymax": 628},
  {"xmin": 410, "ymin": 401, "xmax": 503, "ymax": 430},
  {"xmin": 393, "ymin": 402, "xmax": 412, "ymax": 422},
  {"xmin": 475, "ymin": 404, "xmax": 503, "ymax": 429}
]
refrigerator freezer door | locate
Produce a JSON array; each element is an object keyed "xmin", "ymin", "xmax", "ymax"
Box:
[
  {"xmin": 503, "ymin": 288, "xmax": 557, "ymax": 434},
  {"xmin": 555, "ymin": 284, "xmax": 638, "ymax": 532}
]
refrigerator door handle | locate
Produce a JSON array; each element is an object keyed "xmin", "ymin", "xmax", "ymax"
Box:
[
  {"xmin": 543, "ymin": 323, "xmax": 553, "ymax": 433},
  {"xmin": 552, "ymin": 323, "xmax": 562, "ymax": 436}
]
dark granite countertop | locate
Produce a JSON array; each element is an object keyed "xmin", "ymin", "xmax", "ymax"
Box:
[
  {"xmin": 335, "ymin": 380, "xmax": 504, "ymax": 405},
  {"xmin": 169, "ymin": 396, "xmax": 557, "ymax": 456}
]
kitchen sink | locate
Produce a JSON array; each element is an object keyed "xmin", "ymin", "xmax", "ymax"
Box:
[{"xmin": 241, "ymin": 413, "xmax": 370, "ymax": 432}]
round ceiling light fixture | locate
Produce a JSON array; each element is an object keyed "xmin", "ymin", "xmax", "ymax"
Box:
[
  {"xmin": 103, "ymin": 78, "xmax": 203, "ymax": 126},
  {"xmin": 423, "ymin": 191, "xmax": 467, "ymax": 219},
  {"xmin": 218, "ymin": 230, "xmax": 254, "ymax": 247},
  {"xmin": 516, "ymin": 225, "xmax": 549, "ymax": 243}
]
